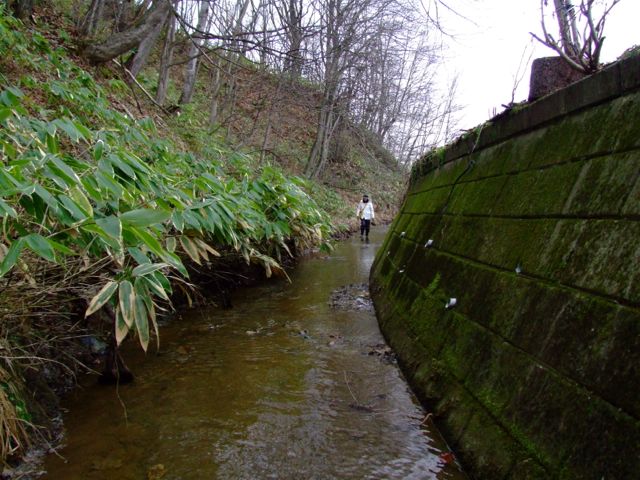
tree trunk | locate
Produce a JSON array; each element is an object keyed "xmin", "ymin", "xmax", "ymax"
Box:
[
  {"xmin": 115, "ymin": 0, "xmax": 138, "ymax": 33},
  {"xmin": 12, "ymin": 0, "xmax": 35, "ymax": 20},
  {"xmin": 79, "ymin": 0, "xmax": 105, "ymax": 36},
  {"xmin": 208, "ymin": 57, "xmax": 226, "ymax": 125},
  {"xmin": 259, "ymin": 77, "xmax": 285, "ymax": 163},
  {"xmin": 312, "ymin": 108, "xmax": 336, "ymax": 179},
  {"xmin": 178, "ymin": 0, "xmax": 210, "ymax": 105},
  {"xmin": 283, "ymin": 0, "xmax": 304, "ymax": 77},
  {"xmin": 553, "ymin": 0, "xmax": 578, "ymax": 58},
  {"xmin": 231, "ymin": 0, "xmax": 252, "ymax": 54},
  {"xmin": 127, "ymin": 7, "xmax": 170, "ymax": 78},
  {"xmin": 83, "ymin": 0, "xmax": 171, "ymax": 64},
  {"xmin": 155, "ymin": 12, "xmax": 176, "ymax": 105},
  {"xmin": 127, "ymin": 8, "xmax": 169, "ymax": 77},
  {"xmin": 306, "ymin": 98, "xmax": 335, "ymax": 179}
]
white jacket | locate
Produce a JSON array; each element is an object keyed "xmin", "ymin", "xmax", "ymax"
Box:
[{"xmin": 356, "ymin": 201, "xmax": 375, "ymax": 220}]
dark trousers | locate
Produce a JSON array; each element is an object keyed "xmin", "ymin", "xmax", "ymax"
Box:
[{"xmin": 360, "ymin": 218, "xmax": 371, "ymax": 236}]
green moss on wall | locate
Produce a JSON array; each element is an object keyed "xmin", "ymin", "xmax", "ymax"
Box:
[{"xmin": 372, "ymin": 82, "xmax": 640, "ymax": 479}]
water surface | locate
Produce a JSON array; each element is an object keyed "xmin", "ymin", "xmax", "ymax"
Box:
[{"xmin": 44, "ymin": 227, "xmax": 466, "ymax": 479}]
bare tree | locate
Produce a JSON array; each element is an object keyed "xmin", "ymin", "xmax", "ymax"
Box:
[
  {"xmin": 304, "ymin": 0, "xmax": 389, "ymax": 179},
  {"xmin": 73, "ymin": 0, "xmax": 455, "ymax": 170},
  {"xmin": 82, "ymin": 0, "xmax": 172, "ymax": 64},
  {"xmin": 301, "ymin": 0, "xmax": 455, "ymax": 175},
  {"xmin": 156, "ymin": 11, "xmax": 177, "ymax": 104},
  {"xmin": 127, "ymin": 6, "xmax": 172, "ymax": 77},
  {"xmin": 275, "ymin": 0, "xmax": 309, "ymax": 77},
  {"xmin": 179, "ymin": 0, "xmax": 211, "ymax": 104},
  {"xmin": 79, "ymin": 0, "xmax": 105, "ymax": 36},
  {"xmin": 531, "ymin": 0, "xmax": 622, "ymax": 73}
]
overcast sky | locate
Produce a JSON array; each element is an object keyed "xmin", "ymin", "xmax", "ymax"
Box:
[{"xmin": 435, "ymin": 0, "xmax": 640, "ymax": 131}]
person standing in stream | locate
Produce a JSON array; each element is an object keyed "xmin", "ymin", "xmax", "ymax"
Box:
[{"xmin": 356, "ymin": 194, "xmax": 375, "ymax": 240}]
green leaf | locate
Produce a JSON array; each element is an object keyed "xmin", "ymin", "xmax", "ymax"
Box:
[
  {"xmin": 46, "ymin": 134, "xmax": 59, "ymax": 154},
  {"xmin": 127, "ymin": 247, "xmax": 151, "ymax": 265},
  {"xmin": 179, "ymin": 236, "xmax": 201, "ymax": 265},
  {"xmin": 0, "ymin": 87, "xmax": 23, "ymax": 108},
  {"xmin": 0, "ymin": 169, "xmax": 23, "ymax": 189},
  {"xmin": 55, "ymin": 118, "xmax": 83, "ymax": 142},
  {"xmin": 81, "ymin": 177, "xmax": 103, "ymax": 203},
  {"xmin": 0, "ymin": 108, "xmax": 13, "ymax": 123},
  {"xmin": 18, "ymin": 184, "xmax": 36, "ymax": 196},
  {"xmin": 120, "ymin": 209, "xmax": 170, "ymax": 227},
  {"xmin": 151, "ymin": 270, "xmax": 171, "ymax": 292},
  {"xmin": 162, "ymin": 251, "xmax": 188, "ymax": 277},
  {"xmin": 95, "ymin": 171, "xmax": 124, "ymax": 197},
  {"xmin": 74, "ymin": 121, "xmax": 92, "ymax": 141},
  {"xmin": 0, "ymin": 199, "xmax": 17, "ymax": 218},
  {"xmin": 142, "ymin": 275, "xmax": 170, "ymax": 301},
  {"xmin": 42, "ymin": 166, "xmax": 69, "ymax": 190},
  {"xmin": 166, "ymin": 236, "xmax": 177, "ymax": 253},
  {"xmin": 134, "ymin": 291, "xmax": 149, "ymax": 351},
  {"xmin": 118, "ymin": 280, "xmax": 135, "ymax": 328},
  {"xmin": 0, "ymin": 239, "xmax": 25, "ymax": 277},
  {"xmin": 93, "ymin": 139, "xmax": 104, "ymax": 161},
  {"xmin": 132, "ymin": 262, "xmax": 168, "ymax": 277},
  {"xmin": 44, "ymin": 120, "xmax": 57, "ymax": 137},
  {"xmin": 81, "ymin": 223, "xmax": 120, "ymax": 251},
  {"xmin": 85, "ymin": 281, "xmax": 118, "ymax": 317},
  {"xmin": 147, "ymin": 296, "xmax": 159, "ymax": 350},
  {"xmin": 138, "ymin": 117, "xmax": 156, "ymax": 132},
  {"xmin": 95, "ymin": 215, "xmax": 122, "ymax": 243},
  {"xmin": 69, "ymin": 186, "xmax": 93, "ymax": 216},
  {"xmin": 24, "ymin": 233, "xmax": 56, "ymax": 262},
  {"xmin": 58, "ymin": 194, "xmax": 88, "ymax": 221},
  {"xmin": 182, "ymin": 209, "xmax": 202, "ymax": 231},
  {"xmin": 108, "ymin": 153, "xmax": 136, "ymax": 179},
  {"xmin": 1, "ymin": 140, "xmax": 17, "ymax": 161},
  {"xmin": 121, "ymin": 152, "xmax": 150, "ymax": 174},
  {"xmin": 47, "ymin": 155, "xmax": 81, "ymax": 186},
  {"xmin": 128, "ymin": 226, "xmax": 167, "ymax": 261},
  {"xmin": 34, "ymin": 184, "xmax": 59, "ymax": 213},
  {"xmin": 115, "ymin": 308, "xmax": 129, "ymax": 345},
  {"xmin": 48, "ymin": 238, "xmax": 75, "ymax": 255},
  {"xmin": 135, "ymin": 277, "xmax": 153, "ymax": 312},
  {"xmin": 171, "ymin": 210, "xmax": 184, "ymax": 232}
]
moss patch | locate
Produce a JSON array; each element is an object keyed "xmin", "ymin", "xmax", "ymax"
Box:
[{"xmin": 371, "ymin": 84, "xmax": 640, "ymax": 479}]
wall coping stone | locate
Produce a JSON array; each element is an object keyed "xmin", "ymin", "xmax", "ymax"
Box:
[{"xmin": 413, "ymin": 54, "xmax": 640, "ymax": 183}]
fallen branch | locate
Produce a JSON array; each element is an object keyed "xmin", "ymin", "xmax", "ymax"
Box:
[{"xmin": 112, "ymin": 59, "xmax": 170, "ymax": 115}]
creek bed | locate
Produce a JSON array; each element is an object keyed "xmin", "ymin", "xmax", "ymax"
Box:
[{"xmin": 44, "ymin": 227, "xmax": 466, "ymax": 479}]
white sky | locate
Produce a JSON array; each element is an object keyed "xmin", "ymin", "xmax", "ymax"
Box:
[{"xmin": 436, "ymin": 0, "xmax": 640, "ymax": 131}]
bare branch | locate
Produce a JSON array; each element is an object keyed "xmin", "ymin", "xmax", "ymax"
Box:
[{"xmin": 532, "ymin": 0, "xmax": 622, "ymax": 73}]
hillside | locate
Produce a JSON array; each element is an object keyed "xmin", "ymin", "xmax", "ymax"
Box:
[
  {"xmin": 0, "ymin": 4, "xmax": 404, "ymax": 472},
  {"xmin": 137, "ymin": 52, "xmax": 405, "ymax": 229}
]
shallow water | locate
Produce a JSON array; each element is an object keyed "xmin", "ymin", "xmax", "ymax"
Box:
[{"xmin": 44, "ymin": 227, "xmax": 466, "ymax": 479}]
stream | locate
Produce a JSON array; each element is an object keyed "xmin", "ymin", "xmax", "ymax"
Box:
[{"xmin": 43, "ymin": 227, "xmax": 466, "ymax": 479}]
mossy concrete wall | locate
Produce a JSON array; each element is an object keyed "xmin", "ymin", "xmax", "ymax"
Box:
[{"xmin": 370, "ymin": 55, "xmax": 640, "ymax": 479}]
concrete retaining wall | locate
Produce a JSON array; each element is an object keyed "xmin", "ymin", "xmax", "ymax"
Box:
[{"xmin": 370, "ymin": 55, "xmax": 640, "ymax": 479}]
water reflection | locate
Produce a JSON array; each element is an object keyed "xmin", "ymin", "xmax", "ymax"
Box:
[{"xmin": 44, "ymin": 227, "xmax": 466, "ymax": 480}]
